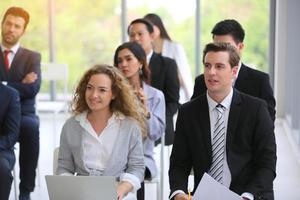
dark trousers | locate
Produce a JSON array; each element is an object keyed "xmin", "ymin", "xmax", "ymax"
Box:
[
  {"xmin": 137, "ymin": 168, "xmax": 151, "ymax": 200},
  {"xmin": 0, "ymin": 150, "xmax": 15, "ymax": 200},
  {"xmin": 19, "ymin": 114, "xmax": 39, "ymax": 195}
]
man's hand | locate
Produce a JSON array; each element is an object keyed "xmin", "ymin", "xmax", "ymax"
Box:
[
  {"xmin": 174, "ymin": 193, "xmax": 191, "ymax": 200},
  {"xmin": 22, "ymin": 72, "xmax": 38, "ymax": 84}
]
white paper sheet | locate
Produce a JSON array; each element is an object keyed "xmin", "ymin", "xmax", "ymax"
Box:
[{"xmin": 192, "ymin": 173, "xmax": 242, "ymax": 200}]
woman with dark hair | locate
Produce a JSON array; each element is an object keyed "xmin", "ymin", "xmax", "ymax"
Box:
[
  {"xmin": 144, "ymin": 13, "xmax": 193, "ymax": 103},
  {"xmin": 57, "ymin": 64, "xmax": 145, "ymax": 200},
  {"xmin": 114, "ymin": 42, "xmax": 166, "ymax": 200}
]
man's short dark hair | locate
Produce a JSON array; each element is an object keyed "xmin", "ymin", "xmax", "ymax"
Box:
[
  {"xmin": 2, "ymin": 7, "xmax": 30, "ymax": 30},
  {"xmin": 211, "ymin": 19, "xmax": 245, "ymax": 44},
  {"xmin": 127, "ymin": 18, "xmax": 154, "ymax": 35},
  {"xmin": 203, "ymin": 42, "xmax": 240, "ymax": 68}
]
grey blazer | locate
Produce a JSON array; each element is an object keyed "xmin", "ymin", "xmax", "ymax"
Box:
[{"xmin": 57, "ymin": 114, "xmax": 145, "ymax": 186}]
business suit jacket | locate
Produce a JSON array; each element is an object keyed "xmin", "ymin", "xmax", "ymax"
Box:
[
  {"xmin": 191, "ymin": 63, "xmax": 276, "ymax": 122},
  {"xmin": 0, "ymin": 84, "xmax": 21, "ymax": 200},
  {"xmin": 149, "ymin": 52, "xmax": 179, "ymax": 145},
  {"xmin": 162, "ymin": 39, "xmax": 193, "ymax": 102},
  {"xmin": 0, "ymin": 46, "xmax": 41, "ymax": 115},
  {"xmin": 169, "ymin": 89, "xmax": 276, "ymax": 200},
  {"xmin": 0, "ymin": 84, "xmax": 21, "ymax": 151}
]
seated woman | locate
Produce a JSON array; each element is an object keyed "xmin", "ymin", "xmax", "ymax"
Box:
[
  {"xmin": 114, "ymin": 42, "xmax": 166, "ymax": 200},
  {"xmin": 57, "ymin": 64, "xmax": 145, "ymax": 200}
]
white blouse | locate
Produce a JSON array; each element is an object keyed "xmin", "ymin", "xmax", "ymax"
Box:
[{"xmin": 76, "ymin": 112, "xmax": 123, "ymax": 175}]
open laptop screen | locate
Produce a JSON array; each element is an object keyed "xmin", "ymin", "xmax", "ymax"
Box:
[{"xmin": 45, "ymin": 175, "xmax": 117, "ymax": 200}]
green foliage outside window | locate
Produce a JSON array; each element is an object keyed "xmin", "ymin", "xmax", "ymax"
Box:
[{"xmin": 0, "ymin": 0, "xmax": 269, "ymax": 94}]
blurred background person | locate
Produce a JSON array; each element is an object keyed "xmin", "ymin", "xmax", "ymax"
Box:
[
  {"xmin": 0, "ymin": 7, "xmax": 41, "ymax": 200},
  {"xmin": 128, "ymin": 18, "xmax": 179, "ymax": 146},
  {"xmin": 144, "ymin": 13, "xmax": 193, "ymax": 103},
  {"xmin": 57, "ymin": 65, "xmax": 145, "ymax": 200},
  {"xmin": 191, "ymin": 19, "xmax": 275, "ymax": 122},
  {"xmin": 0, "ymin": 83, "xmax": 21, "ymax": 200},
  {"xmin": 114, "ymin": 42, "xmax": 166, "ymax": 200}
]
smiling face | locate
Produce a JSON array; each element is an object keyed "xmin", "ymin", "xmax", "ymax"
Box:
[
  {"xmin": 1, "ymin": 14, "xmax": 25, "ymax": 48},
  {"xmin": 85, "ymin": 74, "xmax": 115, "ymax": 113},
  {"xmin": 204, "ymin": 51, "xmax": 237, "ymax": 101},
  {"xmin": 116, "ymin": 48, "xmax": 141, "ymax": 80}
]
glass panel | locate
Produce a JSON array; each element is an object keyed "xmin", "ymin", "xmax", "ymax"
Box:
[
  {"xmin": 127, "ymin": 0, "xmax": 196, "ymax": 77},
  {"xmin": 1, "ymin": 0, "xmax": 121, "ymax": 94},
  {"xmin": 201, "ymin": 0, "xmax": 270, "ymax": 73},
  {"xmin": 54, "ymin": 0, "xmax": 121, "ymax": 91}
]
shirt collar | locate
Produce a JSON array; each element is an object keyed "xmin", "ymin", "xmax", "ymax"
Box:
[
  {"xmin": 75, "ymin": 111, "xmax": 125, "ymax": 127},
  {"xmin": 235, "ymin": 61, "xmax": 242, "ymax": 78},
  {"xmin": 146, "ymin": 50, "xmax": 153, "ymax": 64},
  {"xmin": 1, "ymin": 43, "xmax": 20, "ymax": 54},
  {"xmin": 207, "ymin": 88, "xmax": 233, "ymax": 112}
]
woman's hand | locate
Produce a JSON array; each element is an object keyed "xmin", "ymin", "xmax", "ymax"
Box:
[
  {"xmin": 117, "ymin": 181, "xmax": 133, "ymax": 200},
  {"xmin": 174, "ymin": 193, "xmax": 191, "ymax": 200},
  {"xmin": 136, "ymin": 88, "xmax": 148, "ymax": 107}
]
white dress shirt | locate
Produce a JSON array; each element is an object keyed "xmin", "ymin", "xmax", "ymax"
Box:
[
  {"xmin": 146, "ymin": 50, "xmax": 153, "ymax": 64},
  {"xmin": 207, "ymin": 89, "xmax": 233, "ymax": 187},
  {"xmin": 170, "ymin": 88, "xmax": 253, "ymax": 200},
  {"xmin": 77, "ymin": 112, "xmax": 122, "ymax": 175}
]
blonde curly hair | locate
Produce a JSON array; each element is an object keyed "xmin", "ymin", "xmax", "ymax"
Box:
[{"xmin": 71, "ymin": 64, "xmax": 147, "ymax": 139}]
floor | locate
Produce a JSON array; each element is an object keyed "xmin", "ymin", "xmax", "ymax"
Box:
[{"xmin": 9, "ymin": 114, "xmax": 300, "ymax": 200}]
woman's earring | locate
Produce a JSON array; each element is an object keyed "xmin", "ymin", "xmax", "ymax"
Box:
[{"xmin": 139, "ymin": 67, "xmax": 143, "ymax": 75}]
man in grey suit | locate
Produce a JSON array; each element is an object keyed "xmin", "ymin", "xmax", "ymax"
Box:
[{"xmin": 0, "ymin": 7, "xmax": 41, "ymax": 200}]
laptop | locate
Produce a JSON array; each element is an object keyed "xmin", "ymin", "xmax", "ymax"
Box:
[{"xmin": 45, "ymin": 175, "xmax": 117, "ymax": 200}]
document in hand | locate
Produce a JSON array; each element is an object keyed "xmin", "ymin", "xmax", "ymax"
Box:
[{"xmin": 192, "ymin": 173, "xmax": 242, "ymax": 200}]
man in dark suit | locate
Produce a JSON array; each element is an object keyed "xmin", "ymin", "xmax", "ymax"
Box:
[
  {"xmin": 169, "ymin": 42, "xmax": 276, "ymax": 200},
  {"xmin": 128, "ymin": 18, "xmax": 180, "ymax": 146},
  {"xmin": 191, "ymin": 19, "xmax": 276, "ymax": 122},
  {"xmin": 0, "ymin": 7, "xmax": 41, "ymax": 200},
  {"xmin": 0, "ymin": 83, "xmax": 21, "ymax": 200}
]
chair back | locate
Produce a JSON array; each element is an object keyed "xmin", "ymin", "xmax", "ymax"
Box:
[
  {"xmin": 53, "ymin": 147, "xmax": 59, "ymax": 175},
  {"xmin": 40, "ymin": 63, "xmax": 68, "ymax": 101}
]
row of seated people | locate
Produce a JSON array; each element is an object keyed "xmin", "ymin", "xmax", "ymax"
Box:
[{"xmin": 1, "ymin": 5, "xmax": 276, "ymax": 200}]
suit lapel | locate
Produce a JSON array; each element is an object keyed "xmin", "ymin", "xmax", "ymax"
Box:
[
  {"xmin": 195, "ymin": 95, "xmax": 212, "ymax": 159},
  {"xmin": 226, "ymin": 89, "xmax": 242, "ymax": 149},
  {"xmin": 149, "ymin": 53, "xmax": 159, "ymax": 76},
  {"xmin": 10, "ymin": 47, "xmax": 24, "ymax": 74}
]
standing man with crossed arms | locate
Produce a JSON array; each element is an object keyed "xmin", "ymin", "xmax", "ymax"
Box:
[{"xmin": 0, "ymin": 7, "xmax": 41, "ymax": 200}]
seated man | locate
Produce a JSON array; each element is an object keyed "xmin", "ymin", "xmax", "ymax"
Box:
[
  {"xmin": 169, "ymin": 42, "xmax": 276, "ymax": 200},
  {"xmin": 0, "ymin": 83, "xmax": 21, "ymax": 200}
]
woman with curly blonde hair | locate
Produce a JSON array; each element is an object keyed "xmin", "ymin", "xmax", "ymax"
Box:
[{"xmin": 57, "ymin": 64, "xmax": 145, "ymax": 200}]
